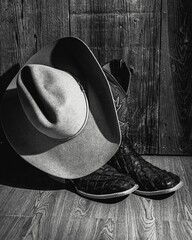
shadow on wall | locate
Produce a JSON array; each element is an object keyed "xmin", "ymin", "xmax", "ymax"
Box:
[{"xmin": 0, "ymin": 64, "xmax": 20, "ymax": 100}]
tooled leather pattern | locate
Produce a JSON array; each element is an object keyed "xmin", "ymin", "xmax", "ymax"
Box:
[
  {"xmin": 109, "ymin": 81, "xmax": 129, "ymax": 136},
  {"xmin": 111, "ymin": 138, "xmax": 180, "ymax": 191},
  {"xmin": 73, "ymin": 164, "xmax": 135, "ymax": 194},
  {"xmin": 108, "ymin": 80, "xmax": 180, "ymax": 191}
]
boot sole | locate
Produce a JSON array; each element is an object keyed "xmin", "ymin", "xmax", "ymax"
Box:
[
  {"xmin": 75, "ymin": 184, "xmax": 139, "ymax": 199},
  {"xmin": 134, "ymin": 180, "xmax": 184, "ymax": 196}
]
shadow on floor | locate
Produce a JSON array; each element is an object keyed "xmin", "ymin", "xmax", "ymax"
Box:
[
  {"xmin": 0, "ymin": 139, "xmax": 130, "ymax": 203},
  {"xmin": 0, "ymin": 138, "xmax": 69, "ymax": 190},
  {"xmin": 133, "ymin": 192, "xmax": 176, "ymax": 200}
]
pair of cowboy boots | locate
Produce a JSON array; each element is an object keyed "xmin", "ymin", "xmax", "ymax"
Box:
[{"xmin": 72, "ymin": 60, "xmax": 183, "ymax": 199}]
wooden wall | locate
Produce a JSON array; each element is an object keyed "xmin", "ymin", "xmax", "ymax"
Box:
[{"xmin": 0, "ymin": 0, "xmax": 192, "ymax": 155}]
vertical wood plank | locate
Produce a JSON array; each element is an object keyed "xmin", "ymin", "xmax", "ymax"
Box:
[
  {"xmin": 126, "ymin": 12, "xmax": 160, "ymax": 154},
  {"xmin": 70, "ymin": 0, "xmax": 161, "ymax": 154},
  {"xmin": 0, "ymin": 0, "xmax": 70, "ymax": 151},
  {"xmin": 159, "ymin": 0, "xmax": 192, "ymax": 155},
  {"xmin": 0, "ymin": 0, "xmax": 69, "ymax": 69},
  {"xmin": 1, "ymin": 0, "xmax": 192, "ymax": 155},
  {"xmin": 70, "ymin": 0, "xmax": 161, "ymax": 14}
]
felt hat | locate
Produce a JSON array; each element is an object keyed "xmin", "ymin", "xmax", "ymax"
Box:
[{"xmin": 0, "ymin": 37, "xmax": 121, "ymax": 179}]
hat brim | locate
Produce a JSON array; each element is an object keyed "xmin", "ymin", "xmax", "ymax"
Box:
[{"xmin": 1, "ymin": 37, "xmax": 121, "ymax": 179}]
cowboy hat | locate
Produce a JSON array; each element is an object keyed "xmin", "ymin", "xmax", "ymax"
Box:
[{"xmin": 0, "ymin": 37, "xmax": 121, "ymax": 179}]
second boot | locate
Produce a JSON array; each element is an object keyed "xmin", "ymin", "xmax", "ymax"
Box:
[{"xmin": 103, "ymin": 59, "xmax": 183, "ymax": 197}]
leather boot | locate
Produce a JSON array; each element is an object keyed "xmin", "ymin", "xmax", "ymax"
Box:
[
  {"xmin": 109, "ymin": 137, "xmax": 183, "ymax": 196},
  {"xmin": 72, "ymin": 163, "xmax": 138, "ymax": 199}
]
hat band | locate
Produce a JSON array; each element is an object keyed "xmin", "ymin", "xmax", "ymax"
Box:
[{"xmin": 58, "ymin": 83, "xmax": 89, "ymax": 142}]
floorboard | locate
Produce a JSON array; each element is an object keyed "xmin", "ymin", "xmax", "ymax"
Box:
[{"xmin": 0, "ymin": 156, "xmax": 191, "ymax": 240}]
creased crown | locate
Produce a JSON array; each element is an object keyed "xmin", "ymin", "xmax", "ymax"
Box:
[{"xmin": 17, "ymin": 64, "xmax": 88, "ymax": 139}]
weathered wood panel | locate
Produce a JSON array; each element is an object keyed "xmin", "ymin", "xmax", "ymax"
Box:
[
  {"xmin": 0, "ymin": 0, "xmax": 70, "ymax": 155},
  {"xmin": 0, "ymin": 0, "xmax": 192, "ymax": 155},
  {"xmin": 159, "ymin": 0, "xmax": 192, "ymax": 155},
  {"xmin": 70, "ymin": 0, "xmax": 162, "ymax": 14},
  {"xmin": 0, "ymin": 0, "xmax": 69, "ymax": 71},
  {"xmin": 70, "ymin": 0, "xmax": 161, "ymax": 154}
]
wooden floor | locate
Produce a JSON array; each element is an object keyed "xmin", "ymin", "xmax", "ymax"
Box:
[{"xmin": 0, "ymin": 156, "xmax": 191, "ymax": 240}]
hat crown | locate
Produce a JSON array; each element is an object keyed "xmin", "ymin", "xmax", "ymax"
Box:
[{"xmin": 17, "ymin": 64, "xmax": 88, "ymax": 139}]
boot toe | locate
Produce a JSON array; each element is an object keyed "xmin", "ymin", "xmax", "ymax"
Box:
[{"xmin": 73, "ymin": 164, "xmax": 138, "ymax": 199}]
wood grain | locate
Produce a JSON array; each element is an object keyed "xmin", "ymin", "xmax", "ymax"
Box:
[
  {"xmin": 159, "ymin": 0, "xmax": 192, "ymax": 155},
  {"xmin": 0, "ymin": 156, "xmax": 191, "ymax": 240},
  {"xmin": 70, "ymin": 1, "xmax": 161, "ymax": 154},
  {"xmin": 0, "ymin": 187, "xmax": 37, "ymax": 217},
  {"xmin": 1, "ymin": 0, "xmax": 192, "ymax": 154},
  {"xmin": 0, "ymin": 0, "xmax": 70, "ymax": 154},
  {"xmin": 0, "ymin": 216, "xmax": 32, "ymax": 240},
  {"xmin": 1, "ymin": 2, "xmax": 192, "ymax": 238},
  {"xmin": 70, "ymin": 0, "xmax": 162, "ymax": 14},
  {"xmin": 0, "ymin": 0, "xmax": 69, "ymax": 69}
]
